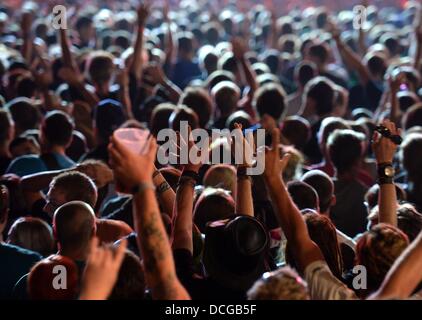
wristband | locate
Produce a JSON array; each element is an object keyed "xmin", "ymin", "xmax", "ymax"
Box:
[{"xmin": 181, "ymin": 170, "xmax": 199, "ymax": 183}]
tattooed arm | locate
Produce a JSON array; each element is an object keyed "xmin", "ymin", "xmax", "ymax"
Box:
[
  {"xmin": 109, "ymin": 135, "xmax": 190, "ymax": 300},
  {"xmin": 153, "ymin": 167, "xmax": 176, "ymax": 219}
]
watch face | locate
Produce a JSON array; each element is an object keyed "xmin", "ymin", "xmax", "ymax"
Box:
[{"xmin": 384, "ymin": 166, "xmax": 395, "ymax": 178}]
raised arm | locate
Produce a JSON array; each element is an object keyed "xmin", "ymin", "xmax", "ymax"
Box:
[
  {"xmin": 232, "ymin": 123, "xmax": 254, "ymax": 217},
  {"xmin": 20, "ymin": 11, "xmax": 33, "ymax": 63},
  {"xmin": 413, "ymin": 6, "xmax": 422, "ymax": 70},
  {"xmin": 130, "ymin": 3, "xmax": 150, "ymax": 83},
  {"xmin": 232, "ymin": 37, "xmax": 258, "ymax": 98},
  {"xmin": 172, "ymin": 126, "xmax": 205, "ymax": 252},
  {"xmin": 372, "ymin": 120, "xmax": 400, "ymax": 227},
  {"xmin": 143, "ymin": 63, "xmax": 182, "ymax": 103},
  {"xmin": 163, "ymin": 2, "xmax": 174, "ymax": 68},
  {"xmin": 329, "ymin": 20, "xmax": 371, "ymax": 86},
  {"xmin": 371, "ymin": 231, "xmax": 422, "ymax": 299},
  {"xmin": 262, "ymin": 128, "xmax": 324, "ymax": 273},
  {"xmin": 108, "ymin": 135, "xmax": 190, "ymax": 300},
  {"xmin": 152, "ymin": 166, "xmax": 176, "ymax": 219}
]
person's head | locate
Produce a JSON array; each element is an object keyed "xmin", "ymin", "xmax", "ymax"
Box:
[
  {"xmin": 44, "ymin": 171, "xmax": 97, "ymax": 217},
  {"xmin": 281, "ymin": 116, "xmax": 311, "ymax": 150},
  {"xmin": 200, "ymin": 49, "xmax": 218, "ymax": 76},
  {"xmin": 397, "ymin": 91, "xmax": 419, "ymax": 113},
  {"xmin": 76, "ymin": 15, "xmax": 94, "ymax": 45},
  {"xmin": 0, "ymin": 184, "xmax": 9, "ymax": 236},
  {"xmin": 247, "ymin": 267, "xmax": 309, "ymax": 300},
  {"xmin": 294, "ymin": 61, "xmax": 317, "ymax": 89},
  {"xmin": 7, "ymin": 217, "xmax": 54, "ymax": 257},
  {"xmin": 9, "ymin": 135, "xmax": 40, "ymax": 158},
  {"xmin": 253, "ymin": 83, "xmax": 286, "ymax": 122},
  {"xmin": 301, "ymin": 170, "xmax": 336, "ymax": 215},
  {"xmin": 304, "ymin": 213, "xmax": 343, "ymax": 279},
  {"xmin": 365, "ymin": 53, "xmax": 387, "ymax": 79},
  {"xmin": 53, "ymin": 201, "xmax": 96, "ymax": 259},
  {"xmin": 40, "ymin": 111, "xmax": 74, "ymax": 150},
  {"xmin": 400, "ymin": 133, "xmax": 422, "ymax": 184},
  {"xmin": 206, "ymin": 70, "xmax": 235, "ymax": 91},
  {"xmin": 355, "ymin": 223, "xmax": 408, "ymax": 296},
  {"xmin": 225, "ymin": 110, "xmax": 252, "ymax": 131},
  {"xmin": 403, "ymin": 104, "xmax": 422, "ymax": 131},
  {"xmin": 149, "ymin": 103, "xmax": 176, "ymax": 138},
  {"xmin": 327, "ymin": 129, "xmax": 365, "ymax": 176},
  {"xmin": 396, "ymin": 203, "xmax": 422, "ymax": 242},
  {"xmin": 87, "ymin": 51, "xmax": 116, "ymax": 89},
  {"xmin": 306, "ymin": 43, "xmax": 329, "ymax": 69},
  {"xmin": 365, "ymin": 183, "xmax": 406, "ymax": 212},
  {"xmin": 211, "ymin": 81, "xmax": 240, "ymax": 119},
  {"xmin": 169, "ymin": 105, "xmax": 200, "ymax": 131},
  {"xmin": 108, "ymin": 250, "xmax": 146, "ymax": 300},
  {"xmin": 94, "ymin": 99, "xmax": 126, "ymax": 143},
  {"xmin": 304, "ymin": 77, "xmax": 336, "ymax": 118},
  {"xmin": 287, "ymin": 180, "xmax": 319, "ymax": 211},
  {"xmin": 28, "ymin": 255, "xmax": 79, "ymax": 300},
  {"xmin": 0, "ymin": 109, "xmax": 14, "ymax": 150},
  {"xmin": 317, "ymin": 117, "xmax": 350, "ymax": 157},
  {"xmin": 203, "ymin": 215, "xmax": 269, "ymax": 292},
  {"xmin": 5, "ymin": 97, "xmax": 41, "ymax": 137},
  {"xmin": 203, "ymin": 164, "xmax": 236, "ymax": 197},
  {"xmin": 177, "ymin": 32, "xmax": 195, "ymax": 59},
  {"xmin": 179, "ymin": 87, "xmax": 213, "ymax": 128},
  {"xmin": 193, "ymin": 187, "xmax": 235, "ymax": 233}
]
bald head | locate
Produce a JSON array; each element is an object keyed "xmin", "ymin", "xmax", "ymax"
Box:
[
  {"xmin": 0, "ymin": 184, "xmax": 9, "ymax": 233},
  {"xmin": 53, "ymin": 201, "xmax": 96, "ymax": 256}
]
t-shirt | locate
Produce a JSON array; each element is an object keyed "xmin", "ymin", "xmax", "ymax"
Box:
[
  {"xmin": 0, "ymin": 243, "xmax": 42, "ymax": 299},
  {"xmin": 170, "ymin": 59, "xmax": 202, "ymax": 90},
  {"xmin": 6, "ymin": 153, "xmax": 75, "ymax": 177},
  {"xmin": 304, "ymin": 260, "xmax": 358, "ymax": 300},
  {"xmin": 173, "ymin": 248, "xmax": 246, "ymax": 300},
  {"xmin": 330, "ymin": 178, "xmax": 369, "ymax": 238}
]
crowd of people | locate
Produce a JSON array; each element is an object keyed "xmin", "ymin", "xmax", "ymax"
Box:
[{"xmin": 1, "ymin": 0, "xmax": 422, "ymax": 300}]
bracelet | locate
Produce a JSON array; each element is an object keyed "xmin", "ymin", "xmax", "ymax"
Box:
[
  {"xmin": 152, "ymin": 170, "xmax": 161, "ymax": 179},
  {"xmin": 237, "ymin": 166, "xmax": 249, "ymax": 177},
  {"xmin": 131, "ymin": 182, "xmax": 156, "ymax": 195},
  {"xmin": 177, "ymin": 176, "xmax": 196, "ymax": 188}
]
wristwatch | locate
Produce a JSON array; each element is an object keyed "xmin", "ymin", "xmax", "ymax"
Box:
[{"xmin": 377, "ymin": 162, "xmax": 395, "ymax": 185}]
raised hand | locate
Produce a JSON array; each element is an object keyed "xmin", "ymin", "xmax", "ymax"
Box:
[
  {"xmin": 372, "ymin": 120, "xmax": 401, "ymax": 164},
  {"xmin": 58, "ymin": 66, "xmax": 84, "ymax": 86},
  {"xmin": 137, "ymin": 2, "xmax": 150, "ymax": 27},
  {"xmin": 231, "ymin": 37, "xmax": 248, "ymax": 60},
  {"xmin": 231, "ymin": 123, "xmax": 255, "ymax": 168},
  {"xmin": 21, "ymin": 11, "xmax": 33, "ymax": 36},
  {"xmin": 176, "ymin": 125, "xmax": 207, "ymax": 173},
  {"xmin": 143, "ymin": 63, "xmax": 167, "ymax": 86},
  {"xmin": 79, "ymin": 237, "xmax": 127, "ymax": 300},
  {"xmin": 261, "ymin": 128, "xmax": 291, "ymax": 183}
]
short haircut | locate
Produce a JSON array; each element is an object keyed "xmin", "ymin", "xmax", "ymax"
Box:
[
  {"xmin": 317, "ymin": 117, "xmax": 350, "ymax": 145},
  {"xmin": 301, "ymin": 170, "xmax": 334, "ymax": 213},
  {"xmin": 211, "ymin": 81, "xmax": 240, "ymax": 117},
  {"xmin": 247, "ymin": 267, "xmax": 309, "ymax": 300},
  {"xmin": 5, "ymin": 97, "xmax": 41, "ymax": 134},
  {"xmin": 397, "ymin": 203, "xmax": 422, "ymax": 242},
  {"xmin": 305, "ymin": 77, "xmax": 336, "ymax": 117},
  {"xmin": 87, "ymin": 51, "xmax": 115, "ymax": 85},
  {"xmin": 294, "ymin": 61, "xmax": 317, "ymax": 88},
  {"xmin": 42, "ymin": 111, "xmax": 74, "ymax": 147},
  {"xmin": 206, "ymin": 70, "xmax": 235, "ymax": 90},
  {"xmin": 50, "ymin": 171, "xmax": 97, "ymax": 208},
  {"xmin": 169, "ymin": 105, "xmax": 200, "ymax": 131},
  {"xmin": 0, "ymin": 109, "xmax": 13, "ymax": 145},
  {"xmin": 94, "ymin": 99, "xmax": 126, "ymax": 141},
  {"xmin": 403, "ymin": 104, "xmax": 422, "ymax": 130},
  {"xmin": 400, "ymin": 133, "xmax": 422, "ymax": 181},
  {"xmin": 281, "ymin": 116, "xmax": 311, "ymax": 150},
  {"xmin": 150, "ymin": 103, "xmax": 177, "ymax": 137},
  {"xmin": 365, "ymin": 184, "xmax": 406, "ymax": 211},
  {"xmin": 177, "ymin": 32, "xmax": 194, "ymax": 54},
  {"xmin": 193, "ymin": 188, "xmax": 235, "ymax": 233},
  {"xmin": 179, "ymin": 87, "xmax": 213, "ymax": 128},
  {"xmin": 109, "ymin": 250, "xmax": 146, "ymax": 300},
  {"xmin": 253, "ymin": 83, "xmax": 286, "ymax": 121},
  {"xmin": 287, "ymin": 180, "xmax": 319, "ymax": 211},
  {"xmin": 308, "ymin": 43, "xmax": 329, "ymax": 64},
  {"xmin": 327, "ymin": 129, "xmax": 365, "ymax": 174},
  {"xmin": 53, "ymin": 201, "xmax": 96, "ymax": 252},
  {"xmin": 76, "ymin": 15, "xmax": 92, "ymax": 31}
]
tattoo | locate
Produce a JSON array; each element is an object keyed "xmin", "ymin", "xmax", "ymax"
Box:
[
  {"xmin": 152, "ymin": 170, "xmax": 161, "ymax": 179},
  {"xmin": 141, "ymin": 212, "xmax": 167, "ymax": 274},
  {"xmin": 156, "ymin": 181, "xmax": 171, "ymax": 194}
]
